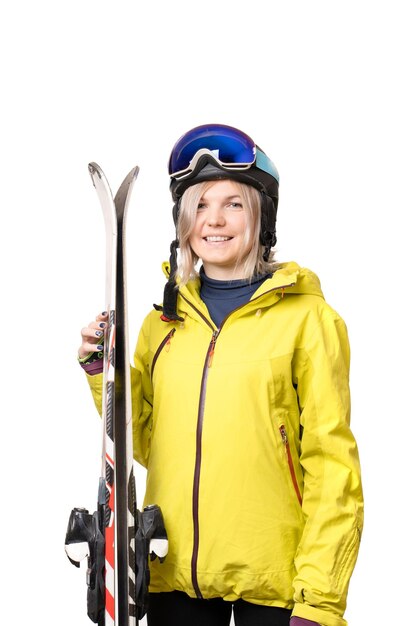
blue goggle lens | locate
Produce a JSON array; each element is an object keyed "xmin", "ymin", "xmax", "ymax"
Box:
[{"xmin": 168, "ymin": 124, "xmax": 256, "ymax": 176}]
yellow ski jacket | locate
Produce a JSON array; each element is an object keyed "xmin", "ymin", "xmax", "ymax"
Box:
[{"xmin": 86, "ymin": 262, "xmax": 363, "ymax": 626}]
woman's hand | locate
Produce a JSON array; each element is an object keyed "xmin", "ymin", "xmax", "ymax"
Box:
[{"xmin": 78, "ymin": 312, "xmax": 108, "ymax": 359}]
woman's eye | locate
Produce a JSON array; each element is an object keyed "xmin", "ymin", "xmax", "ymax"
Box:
[
  {"xmin": 228, "ymin": 202, "xmax": 243, "ymax": 209},
  {"xmin": 197, "ymin": 203, "xmax": 206, "ymax": 210}
]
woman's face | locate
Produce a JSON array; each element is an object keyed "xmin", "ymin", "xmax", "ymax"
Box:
[{"xmin": 189, "ymin": 179, "xmax": 251, "ymax": 280}]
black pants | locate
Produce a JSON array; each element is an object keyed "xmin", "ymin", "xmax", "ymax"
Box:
[{"xmin": 148, "ymin": 591, "xmax": 291, "ymax": 626}]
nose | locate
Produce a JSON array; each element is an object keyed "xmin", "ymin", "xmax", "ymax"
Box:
[{"xmin": 206, "ymin": 206, "xmax": 226, "ymax": 227}]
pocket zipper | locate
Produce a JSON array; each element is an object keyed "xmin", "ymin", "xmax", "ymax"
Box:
[
  {"xmin": 151, "ymin": 328, "xmax": 176, "ymax": 379},
  {"xmin": 279, "ymin": 425, "xmax": 302, "ymax": 506}
]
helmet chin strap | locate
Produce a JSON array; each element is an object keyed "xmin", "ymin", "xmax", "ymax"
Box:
[
  {"xmin": 154, "ymin": 238, "xmax": 184, "ymax": 322},
  {"xmin": 153, "ymin": 198, "xmax": 185, "ymax": 322},
  {"xmin": 260, "ymin": 193, "xmax": 277, "ymax": 262},
  {"xmin": 172, "ymin": 199, "xmax": 180, "ymax": 226}
]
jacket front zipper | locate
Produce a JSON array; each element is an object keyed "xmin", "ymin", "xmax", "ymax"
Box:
[
  {"xmin": 279, "ymin": 425, "xmax": 303, "ymax": 506},
  {"xmin": 191, "ymin": 329, "xmax": 219, "ymax": 598},
  {"xmin": 180, "ymin": 286, "xmax": 294, "ymax": 598}
]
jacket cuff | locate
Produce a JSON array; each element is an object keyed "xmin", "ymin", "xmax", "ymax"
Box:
[
  {"xmin": 292, "ymin": 604, "xmax": 347, "ymax": 626},
  {"xmin": 80, "ymin": 358, "xmax": 104, "ymax": 376},
  {"xmin": 78, "ymin": 351, "xmax": 104, "ymax": 376}
]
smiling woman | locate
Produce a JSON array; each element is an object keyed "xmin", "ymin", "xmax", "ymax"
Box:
[{"xmin": 79, "ymin": 123, "xmax": 363, "ymax": 626}]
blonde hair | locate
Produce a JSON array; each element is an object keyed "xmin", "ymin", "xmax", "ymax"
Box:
[{"xmin": 176, "ymin": 180, "xmax": 275, "ymax": 284}]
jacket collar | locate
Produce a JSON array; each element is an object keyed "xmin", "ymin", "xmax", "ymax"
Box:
[{"xmin": 160, "ymin": 261, "xmax": 324, "ymax": 326}]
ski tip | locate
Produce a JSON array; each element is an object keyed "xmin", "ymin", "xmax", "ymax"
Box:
[
  {"xmin": 130, "ymin": 165, "xmax": 140, "ymax": 180},
  {"xmin": 88, "ymin": 162, "xmax": 102, "ymax": 174},
  {"xmin": 88, "ymin": 162, "xmax": 103, "ymax": 187}
]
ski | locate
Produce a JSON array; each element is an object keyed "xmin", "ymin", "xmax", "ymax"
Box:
[
  {"xmin": 113, "ymin": 164, "xmax": 138, "ymax": 626},
  {"xmin": 65, "ymin": 163, "xmax": 167, "ymax": 626}
]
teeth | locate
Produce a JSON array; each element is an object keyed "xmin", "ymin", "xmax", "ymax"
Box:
[{"xmin": 205, "ymin": 236, "xmax": 231, "ymax": 242}]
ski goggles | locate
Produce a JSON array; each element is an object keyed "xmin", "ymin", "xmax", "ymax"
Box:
[{"xmin": 168, "ymin": 124, "xmax": 257, "ymax": 180}]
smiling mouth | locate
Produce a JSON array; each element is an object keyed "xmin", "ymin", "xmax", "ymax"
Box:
[{"xmin": 204, "ymin": 236, "xmax": 232, "ymax": 242}]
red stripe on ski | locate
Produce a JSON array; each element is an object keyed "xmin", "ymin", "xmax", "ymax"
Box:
[
  {"xmin": 106, "ymin": 452, "xmax": 114, "ymax": 467},
  {"xmin": 105, "ymin": 524, "xmax": 115, "ymax": 570},
  {"xmin": 106, "ymin": 485, "xmax": 115, "ymax": 566}
]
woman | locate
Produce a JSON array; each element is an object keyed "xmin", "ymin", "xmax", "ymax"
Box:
[{"xmin": 79, "ymin": 124, "xmax": 363, "ymax": 626}]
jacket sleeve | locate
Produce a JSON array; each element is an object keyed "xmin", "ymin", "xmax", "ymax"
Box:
[
  {"xmin": 84, "ymin": 315, "xmax": 154, "ymax": 468},
  {"xmin": 291, "ymin": 308, "xmax": 364, "ymax": 626}
]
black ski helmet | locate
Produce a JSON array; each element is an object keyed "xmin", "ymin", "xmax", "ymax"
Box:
[{"xmin": 158, "ymin": 124, "xmax": 280, "ymax": 322}]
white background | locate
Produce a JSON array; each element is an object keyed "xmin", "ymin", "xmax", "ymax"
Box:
[{"xmin": 1, "ymin": 1, "xmax": 415, "ymax": 624}]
